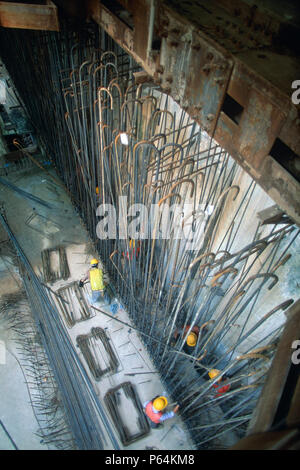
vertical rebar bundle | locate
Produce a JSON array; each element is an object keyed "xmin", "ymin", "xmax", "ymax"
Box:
[
  {"xmin": 0, "ymin": 212, "xmax": 119, "ymax": 450},
  {"xmin": 0, "ymin": 21, "xmax": 298, "ymax": 449}
]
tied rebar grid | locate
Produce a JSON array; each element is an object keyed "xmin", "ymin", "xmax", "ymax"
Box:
[{"xmin": 0, "ymin": 22, "xmax": 298, "ymax": 449}]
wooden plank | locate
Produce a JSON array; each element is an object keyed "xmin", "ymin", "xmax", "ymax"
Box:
[{"xmin": 0, "ymin": 2, "xmax": 59, "ymax": 31}]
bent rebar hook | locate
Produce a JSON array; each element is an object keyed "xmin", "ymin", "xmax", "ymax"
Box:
[
  {"xmin": 158, "ymin": 192, "xmax": 182, "ymax": 207},
  {"xmin": 170, "ymin": 178, "xmax": 195, "ymax": 198},
  {"xmin": 240, "ymin": 272, "xmax": 279, "ymax": 291},
  {"xmin": 211, "ymin": 267, "xmax": 238, "ymax": 287},
  {"xmin": 149, "ymin": 109, "xmax": 174, "ymax": 136}
]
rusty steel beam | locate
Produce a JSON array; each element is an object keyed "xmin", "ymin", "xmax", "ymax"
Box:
[
  {"xmin": 82, "ymin": 0, "xmax": 300, "ymax": 225},
  {"xmin": 0, "ymin": 1, "xmax": 59, "ymax": 31}
]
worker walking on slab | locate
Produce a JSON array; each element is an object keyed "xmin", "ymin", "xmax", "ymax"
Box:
[
  {"xmin": 79, "ymin": 258, "xmax": 112, "ymax": 306},
  {"xmin": 143, "ymin": 396, "xmax": 179, "ymax": 429}
]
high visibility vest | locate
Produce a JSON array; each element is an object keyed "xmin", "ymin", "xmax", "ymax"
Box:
[
  {"xmin": 89, "ymin": 268, "xmax": 104, "ymax": 291},
  {"xmin": 145, "ymin": 401, "xmax": 162, "ymax": 424}
]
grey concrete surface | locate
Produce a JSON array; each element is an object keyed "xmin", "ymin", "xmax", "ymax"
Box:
[{"xmin": 0, "ymin": 165, "xmax": 194, "ymax": 451}]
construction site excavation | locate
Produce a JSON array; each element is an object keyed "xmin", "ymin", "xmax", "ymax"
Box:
[{"xmin": 0, "ymin": 0, "xmax": 299, "ymax": 453}]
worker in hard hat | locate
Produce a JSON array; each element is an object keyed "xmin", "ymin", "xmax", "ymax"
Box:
[
  {"xmin": 143, "ymin": 395, "xmax": 179, "ymax": 428},
  {"xmin": 208, "ymin": 369, "xmax": 231, "ymax": 398},
  {"xmin": 173, "ymin": 325, "xmax": 200, "ymax": 355},
  {"xmin": 79, "ymin": 258, "xmax": 112, "ymax": 306}
]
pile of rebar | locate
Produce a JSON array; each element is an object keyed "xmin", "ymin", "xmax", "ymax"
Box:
[
  {"xmin": 41, "ymin": 246, "xmax": 70, "ymax": 283},
  {"xmin": 76, "ymin": 327, "xmax": 119, "ymax": 380},
  {"xmin": 104, "ymin": 382, "xmax": 150, "ymax": 446}
]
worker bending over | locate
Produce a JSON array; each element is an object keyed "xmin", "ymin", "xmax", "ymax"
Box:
[
  {"xmin": 79, "ymin": 258, "xmax": 111, "ymax": 306},
  {"xmin": 209, "ymin": 369, "xmax": 231, "ymax": 398},
  {"xmin": 143, "ymin": 396, "xmax": 179, "ymax": 429}
]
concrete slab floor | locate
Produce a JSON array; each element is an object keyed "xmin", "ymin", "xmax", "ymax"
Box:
[{"xmin": 0, "ymin": 165, "xmax": 194, "ymax": 450}]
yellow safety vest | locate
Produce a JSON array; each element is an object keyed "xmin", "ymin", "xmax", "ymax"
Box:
[{"xmin": 89, "ymin": 268, "xmax": 105, "ymax": 291}]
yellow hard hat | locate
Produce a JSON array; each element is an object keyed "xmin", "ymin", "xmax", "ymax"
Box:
[
  {"xmin": 186, "ymin": 331, "xmax": 197, "ymax": 347},
  {"xmin": 209, "ymin": 369, "xmax": 221, "ymax": 380},
  {"xmin": 153, "ymin": 396, "xmax": 168, "ymax": 411},
  {"xmin": 90, "ymin": 258, "xmax": 99, "ymax": 266}
]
